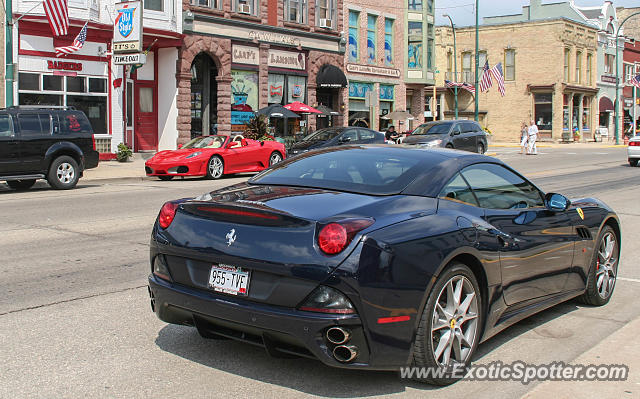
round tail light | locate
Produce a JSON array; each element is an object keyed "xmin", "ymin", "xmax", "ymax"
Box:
[
  {"xmin": 158, "ymin": 202, "xmax": 178, "ymax": 229},
  {"xmin": 318, "ymin": 223, "xmax": 347, "ymax": 255}
]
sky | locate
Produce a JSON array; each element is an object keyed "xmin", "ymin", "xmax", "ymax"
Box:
[{"xmin": 434, "ymin": 0, "xmax": 640, "ymax": 27}]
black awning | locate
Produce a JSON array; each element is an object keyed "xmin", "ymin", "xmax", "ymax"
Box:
[{"xmin": 316, "ymin": 64, "xmax": 348, "ymax": 89}]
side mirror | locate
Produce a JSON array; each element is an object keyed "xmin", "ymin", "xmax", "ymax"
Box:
[
  {"xmin": 177, "ymin": 144, "xmax": 183, "ymax": 149},
  {"xmin": 545, "ymin": 193, "xmax": 570, "ymax": 212},
  {"xmin": 339, "ymin": 136, "xmax": 351, "ymax": 143},
  {"xmin": 451, "ymin": 130, "xmax": 460, "ymax": 136}
]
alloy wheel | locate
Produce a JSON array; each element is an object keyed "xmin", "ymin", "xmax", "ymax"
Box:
[
  {"xmin": 269, "ymin": 153, "xmax": 282, "ymax": 166},
  {"xmin": 57, "ymin": 162, "xmax": 75, "ymax": 184},
  {"xmin": 209, "ymin": 157, "xmax": 223, "ymax": 178},
  {"xmin": 596, "ymin": 231, "xmax": 617, "ymax": 299},
  {"xmin": 431, "ymin": 275, "xmax": 479, "ymax": 367}
]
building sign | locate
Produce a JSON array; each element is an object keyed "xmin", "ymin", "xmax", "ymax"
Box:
[
  {"xmin": 113, "ymin": 1, "xmax": 143, "ymax": 54},
  {"xmin": 346, "ymin": 64, "xmax": 400, "ymax": 78},
  {"xmin": 601, "ymin": 75, "xmax": 618, "ymax": 84},
  {"xmin": 114, "ymin": 53, "xmax": 146, "ymax": 65},
  {"xmin": 249, "ymin": 31, "xmax": 301, "ymax": 47},
  {"xmin": 268, "ymin": 50, "xmax": 305, "ymax": 70},
  {"xmin": 47, "ymin": 60, "xmax": 82, "ymax": 71},
  {"xmin": 232, "ymin": 45, "xmax": 259, "ymax": 65}
]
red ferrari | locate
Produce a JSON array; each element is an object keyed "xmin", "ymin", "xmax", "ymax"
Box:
[{"xmin": 145, "ymin": 135, "xmax": 286, "ymax": 180}]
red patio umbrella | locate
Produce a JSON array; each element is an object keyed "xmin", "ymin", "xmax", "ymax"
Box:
[{"xmin": 284, "ymin": 101, "xmax": 322, "ymax": 114}]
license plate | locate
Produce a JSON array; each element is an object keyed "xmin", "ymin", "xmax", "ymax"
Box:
[{"xmin": 208, "ymin": 264, "xmax": 250, "ymax": 296}]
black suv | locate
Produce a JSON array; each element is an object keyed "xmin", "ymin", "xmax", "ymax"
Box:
[
  {"xmin": 0, "ymin": 107, "xmax": 99, "ymax": 190},
  {"xmin": 403, "ymin": 120, "xmax": 488, "ymax": 154}
]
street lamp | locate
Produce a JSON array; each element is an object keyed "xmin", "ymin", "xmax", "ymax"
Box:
[
  {"xmin": 443, "ymin": 14, "xmax": 458, "ymax": 119},
  {"xmin": 474, "ymin": 0, "xmax": 479, "ymax": 122},
  {"xmin": 615, "ymin": 10, "xmax": 640, "ymax": 145}
]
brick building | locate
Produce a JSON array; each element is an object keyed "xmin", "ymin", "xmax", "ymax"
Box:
[
  {"xmin": 179, "ymin": 0, "xmax": 347, "ymax": 146},
  {"xmin": 434, "ymin": 18, "xmax": 599, "ymax": 142},
  {"xmin": 343, "ymin": 2, "xmax": 405, "ymax": 131}
]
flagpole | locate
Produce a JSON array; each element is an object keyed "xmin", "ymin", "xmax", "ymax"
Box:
[
  {"xmin": 474, "ymin": 0, "xmax": 479, "ymax": 122},
  {"xmin": 444, "ymin": 14, "xmax": 458, "ymax": 119}
]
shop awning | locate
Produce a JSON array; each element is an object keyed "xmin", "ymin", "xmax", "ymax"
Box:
[
  {"xmin": 316, "ymin": 64, "xmax": 348, "ymax": 89},
  {"xmin": 599, "ymin": 96, "xmax": 614, "ymax": 112}
]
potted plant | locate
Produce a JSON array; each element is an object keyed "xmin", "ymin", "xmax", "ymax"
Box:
[{"xmin": 116, "ymin": 143, "xmax": 133, "ymax": 162}]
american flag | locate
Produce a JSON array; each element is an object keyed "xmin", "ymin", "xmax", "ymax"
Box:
[
  {"xmin": 479, "ymin": 60, "xmax": 493, "ymax": 92},
  {"xmin": 55, "ymin": 22, "xmax": 88, "ymax": 57},
  {"xmin": 631, "ymin": 74, "xmax": 640, "ymax": 89},
  {"xmin": 445, "ymin": 80, "xmax": 475, "ymax": 95},
  {"xmin": 44, "ymin": 0, "xmax": 69, "ymax": 37},
  {"xmin": 490, "ymin": 62, "xmax": 506, "ymax": 97}
]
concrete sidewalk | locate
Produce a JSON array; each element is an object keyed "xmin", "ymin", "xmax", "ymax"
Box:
[
  {"xmin": 490, "ymin": 140, "xmax": 626, "ymax": 148},
  {"xmin": 522, "ymin": 315, "xmax": 640, "ymax": 398}
]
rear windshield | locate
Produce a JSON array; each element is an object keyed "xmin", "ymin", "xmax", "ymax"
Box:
[
  {"xmin": 412, "ymin": 122, "xmax": 453, "ymax": 135},
  {"xmin": 249, "ymin": 147, "xmax": 431, "ymax": 195}
]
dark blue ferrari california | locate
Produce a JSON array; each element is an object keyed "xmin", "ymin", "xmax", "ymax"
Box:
[{"xmin": 148, "ymin": 145, "xmax": 620, "ymax": 385}]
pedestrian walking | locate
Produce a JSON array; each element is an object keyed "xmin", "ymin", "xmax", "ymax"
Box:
[
  {"xmin": 520, "ymin": 122, "xmax": 528, "ymax": 154},
  {"xmin": 527, "ymin": 120, "xmax": 538, "ymax": 155}
]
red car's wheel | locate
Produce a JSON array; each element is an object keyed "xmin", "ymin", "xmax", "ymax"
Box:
[
  {"xmin": 207, "ymin": 156, "xmax": 224, "ymax": 179},
  {"xmin": 269, "ymin": 151, "xmax": 283, "ymax": 166}
]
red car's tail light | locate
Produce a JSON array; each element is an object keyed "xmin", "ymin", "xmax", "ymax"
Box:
[
  {"xmin": 158, "ymin": 202, "xmax": 179, "ymax": 229},
  {"xmin": 629, "ymin": 141, "xmax": 640, "ymax": 147},
  {"xmin": 298, "ymin": 286, "xmax": 355, "ymax": 314},
  {"xmin": 318, "ymin": 218, "xmax": 374, "ymax": 255},
  {"xmin": 92, "ymin": 134, "xmax": 96, "ymax": 151}
]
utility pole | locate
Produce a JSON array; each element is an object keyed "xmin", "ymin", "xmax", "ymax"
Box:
[
  {"xmin": 615, "ymin": 11, "xmax": 640, "ymax": 144},
  {"xmin": 444, "ymin": 14, "xmax": 458, "ymax": 119},
  {"xmin": 474, "ymin": 0, "xmax": 479, "ymax": 121},
  {"xmin": 5, "ymin": 0, "xmax": 13, "ymax": 107}
]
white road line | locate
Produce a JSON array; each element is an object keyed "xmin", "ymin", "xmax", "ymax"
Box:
[{"xmin": 618, "ymin": 277, "xmax": 640, "ymax": 283}]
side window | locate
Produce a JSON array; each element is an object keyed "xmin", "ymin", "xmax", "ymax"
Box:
[
  {"xmin": 342, "ymin": 129, "xmax": 358, "ymax": 142},
  {"xmin": 439, "ymin": 173, "xmax": 478, "ymax": 206},
  {"xmin": 18, "ymin": 114, "xmax": 45, "ymax": 136},
  {"xmin": 462, "ymin": 122, "xmax": 476, "ymax": 133},
  {"xmin": 461, "ymin": 163, "xmax": 544, "ymax": 209},
  {"xmin": 0, "ymin": 114, "xmax": 14, "ymax": 137},
  {"xmin": 358, "ymin": 129, "xmax": 376, "ymax": 141},
  {"xmin": 58, "ymin": 112, "xmax": 93, "ymax": 135},
  {"xmin": 38, "ymin": 113, "xmax": 52, "ymax": 135},
  {"xmin": 451, "ymin": 124, "xmax": 463, "ymax": 135}
]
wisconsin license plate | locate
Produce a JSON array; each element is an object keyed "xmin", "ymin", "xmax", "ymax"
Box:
[{"xmin": 208, "ymin": 264, "xmax": 250, "ymax": 296}]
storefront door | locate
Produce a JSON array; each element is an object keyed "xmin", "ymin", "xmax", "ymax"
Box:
[{"xmin": 135, "ymin": 83, "xmax": 157, "ymax": 151}]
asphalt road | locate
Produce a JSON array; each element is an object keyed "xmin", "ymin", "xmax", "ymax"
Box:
[{"xmin": 1, "ymin": 146, "xmax": 639, "ymax": 398}]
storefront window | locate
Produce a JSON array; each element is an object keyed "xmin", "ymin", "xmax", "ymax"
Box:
[
  {"xmin": 19, "ymin": 93, "xmax": 62, "ymax": 106},
  {"xmin": 572, "ymin": 96, "xmax": 580, "ymax": 132},
  {"xmin": 126, "ymin": 81, "xmax": 134, "ymax": 128},
  {"xmin": 367, "ymin": 15, "xmax": 377, "ymax": 65},
  {"xmin": 408, "ymin": 22, "xmax": 423, "ymax": 69},
  {"xmin": 67, "ymin": 95, "xmax": 108, "ymax": 135},
  {"xmin": 379, "ymin": 84, "xmax": 394, "ymax": 131},
  {"xmin": 89, "ymin": 78, "xmax": 107, "ymax": 93},
  {"xmin": 348, "ymin": 11, "xmax": 359, "ymax": 63},
  {"xmin": 19, "ymin": 73, "xmax": 39, "ymax": 91},
  {"xmin": 349, "ymin": 82, "xmax": 374, "ymax": 128},
  {"xmin": 563, "ymin": 94, "xmax": 570, "ymax": 131},
  {"xmin": 43, "ymin": 75, "xmax": 63, "ymax": 91},
  {"xmin": 384, "ymin": 19, "xmax": 393, "ymax": 66},
  {"xmin": 287, "ymin": 75, "xmax": 307, "ymax": 103},
  {"xmin": 67, "ymin": 76, "xmax": 85, "ymax": 93},
  {"xmin": 583, "ymin": 96, "xmax": 591, "ymax": 131},
  {"xmin": 231, "ymin": 70, "xmax": 259, "ymax": 128},
  {"xmin": 534, "ymin": 93, "xmax": 552, "ymax": 131}
]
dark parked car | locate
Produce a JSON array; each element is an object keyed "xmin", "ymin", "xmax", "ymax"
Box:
[
  {"xmin": 288, "ymin": 127, "xmax": 384, "ymax": 155},
  {"xmin": 148, "ymin": 145, "xmax": 619, "ymax": 385},
  {"xmin": 403, "ymin": 120, "xmax": 488, "ymax": 154},
  {"xmin": 0, "ymin": 106, "xmax": 99, "ymax": 190}
]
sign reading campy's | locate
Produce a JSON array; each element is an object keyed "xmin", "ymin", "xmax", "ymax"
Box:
[
  {"xmin": 232, "ymin": 45, "xmax": 259, "ymax": 66},
  {"xmin": 268, "ymin": 50, "xmax": 305, "ymax": 70},
  {"xmin": 113, "ymin": 1, "xmax": 143, "ymax": 54}
]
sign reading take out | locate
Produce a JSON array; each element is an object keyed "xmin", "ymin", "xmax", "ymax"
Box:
[{"xmin": 113, "ymin": 1, "xmax": 143, "ymax": 54}]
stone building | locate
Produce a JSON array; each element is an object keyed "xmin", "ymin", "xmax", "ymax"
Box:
[
  {"xmin": 343, "ymin": 2, "xmax": 405, "ymax": 131},
  {"xmin": 435, "ymin": 18, "xmax": 598, "ymax": 142},
  {"xmin": 179, "ymin": 0, "xmax": 347, "ymax": 146},
  {"xmin": 617, "ymin": 7, "xmax": 640, "ymax": 40}
]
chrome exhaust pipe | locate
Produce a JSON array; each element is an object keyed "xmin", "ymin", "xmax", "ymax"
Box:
[
  {"xmin": 333, "ymin": 345, "xmax": 358, "ymax": 363},
  {"xmin": 326, "ymin": 327, "xmax": 351, "ymax": 345}
]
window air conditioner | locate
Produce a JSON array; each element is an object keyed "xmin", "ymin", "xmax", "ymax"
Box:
[
  {"xmin": 238, "ymin": 4, "xmax": 251, "ymax": 14},
  {"xmin": 319, "ymin": 18, "xmax": 333, "ymax": 29}
]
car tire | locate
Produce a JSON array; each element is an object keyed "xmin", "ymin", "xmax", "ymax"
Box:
[
  {"xmin": 269, "ymin": 151, "xmax": 283, "ymax": 166},
  {"xmin": 158, "ymin": 176, "xmax": 174, "ymax": 181},
  {"xmin": 477, "ymin": 142, "xmax": 485, "ymax": 154},
  {"xmin": 629, "ymin": 159, "xmax": 638, "ymax": 167},
  {"xmin": 411, "ymin": 263, "xmax": 482, "ymax": 385},
  {"xmin": 445, "ymin": 144, "xmax": 454, "ymax": 149},
  {"xmin": 47, "ymin": 156, "xmax": 80, "ymax": 190},
  {"xmin": 6, "ymin": 179, "xmax": 36, "ymax": 190},
  {"xmin": 578, "ymin": 225, "xmax": 619, "ymax": 306},
  {"xmin": 206, "ymin": 155, "xmax": 224, "ymax": 179}
]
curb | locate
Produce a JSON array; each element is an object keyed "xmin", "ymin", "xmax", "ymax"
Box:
[{"xmin": 82, "ymin": 176, "xmax": 150, "ymax": 184}]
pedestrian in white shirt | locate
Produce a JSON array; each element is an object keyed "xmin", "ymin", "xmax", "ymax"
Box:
[{"xmin": 527, "ymin": 120, "xmax": 538, "ymax": 155}]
